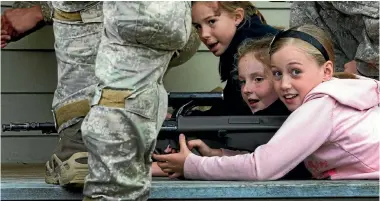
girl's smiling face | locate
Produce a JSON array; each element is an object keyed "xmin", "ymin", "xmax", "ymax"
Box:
[
  {"xmin": 270, "ymin": 44, "xmax": 332, "ymax": 111},
  {"xmin": 238, "ymin": 53, "xmax": 278, "ymax": 113},
  {"xmin": 191, "ymin": 2, "xmax": 243, "ymax": 56}
]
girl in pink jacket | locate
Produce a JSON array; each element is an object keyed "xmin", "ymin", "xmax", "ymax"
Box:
[{"xmin": 153, "ymin": 24, "xmax": 380, "ymax": 180}]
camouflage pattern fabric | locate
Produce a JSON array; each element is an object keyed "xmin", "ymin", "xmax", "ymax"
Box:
[
  {"xmin": 51, "ymin": 1, "xmax": 103, "ymax": 131},
  {"xmin": 10, "ymin": 1, "xmax": 104, "ymax": 187},
  {"xmin": 290, "ymin": 1, "xmax": 379, "ymax": 78},
  {"xmin": 168, "ymin": 26, "xmax": 201, "ymax": 69},
  {"xmin": 13, "ymin": 1, "xmax": 104, "ymax": 131},
  {"xmin": 80, "ymin": 2, "xmax": 191, "ymax": 200},
  {"xmin": 52, "ymin": 1, "xmax": 101, "ymax": 12}
]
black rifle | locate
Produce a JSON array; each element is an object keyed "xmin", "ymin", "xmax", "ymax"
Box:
[
  {"xmin": 158, "ymin": 115, "xmax": 286, "ymax": 154},
  {"xmin": 2, "ymin": 92, "xmax": 224, "ymax": 134},
  {"xmin": 2, "ymin": 92, "xmax": 287, "ymax": 155}
]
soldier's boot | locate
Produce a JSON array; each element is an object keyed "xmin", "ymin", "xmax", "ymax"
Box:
[{"xmin": 45, "ymin": 120, "xmax": 88, "ymax": 187}]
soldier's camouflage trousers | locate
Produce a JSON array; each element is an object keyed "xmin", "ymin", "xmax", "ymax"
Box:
[
  {"xmin": 45, "ymin": 2, "xmax": 103, "ymax": 187},
  {"xmin": 81, "ymin": 2, "xmax": 191, "ymax": 200}
]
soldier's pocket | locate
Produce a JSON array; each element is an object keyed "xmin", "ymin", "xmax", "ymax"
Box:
[
  {"xmin": 116, "ymin": 84, "xmax": 160, "ymax": 121},
  {"xmin": 133, "ymin": 2, "xmax": 191, "ymax": 50},
  {"xmin": 80, "ymin": 2, "xmax": 103, "ymax": 23},
  {"xmin": 123, "ymin": 86, "xmax": 159, "ymax": 121}
]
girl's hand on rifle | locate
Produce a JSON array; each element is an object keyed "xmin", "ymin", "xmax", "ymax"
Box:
[
  {"xmin": 153, "ymin": 134, "xmax": 191, "ymax": 179},
  {"xmin": 187, "ymin": 139, "xmax": 223, "ymax": 157}
]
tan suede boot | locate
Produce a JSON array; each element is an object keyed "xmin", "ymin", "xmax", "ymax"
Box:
[{"xmin": 45, "ymin": 120, "xmax": 88, "ymax": 187}]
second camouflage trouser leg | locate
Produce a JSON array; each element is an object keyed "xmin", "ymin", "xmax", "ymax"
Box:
[
  {"xmin": 45, "ymin": 2, "xmax": 103, "ymax": 187},
  {"xmin": 81, "ymin": 2, "xmax": 191, "ymax": 200}
]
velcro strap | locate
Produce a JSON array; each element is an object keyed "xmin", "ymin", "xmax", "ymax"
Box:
[
  {"xmin": 99, "ymin": 89, "xmax": 132, "ymax": 108},
  {"xmin": 55, "ymin": 99, "xmax": 90, "ymax": 128},
  {"xmin": 53, "ymin": 8, "xmax": 82, "ymax": 21}
]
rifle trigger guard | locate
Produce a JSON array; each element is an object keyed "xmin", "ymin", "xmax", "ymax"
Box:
[{"xmin": 175, "ymin": 100, "xmax": 194, "ymax": 118}]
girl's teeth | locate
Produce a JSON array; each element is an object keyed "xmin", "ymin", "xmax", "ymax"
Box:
[{"xmin": 285, "ymin": 95, "xmax": 296, "ymax": 99}]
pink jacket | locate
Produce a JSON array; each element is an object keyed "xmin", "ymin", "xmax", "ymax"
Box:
[{"xmin": 184, "ymin": 78, "xmax": 380, "ymax": 180}]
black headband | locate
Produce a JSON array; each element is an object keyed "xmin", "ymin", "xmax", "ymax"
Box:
[{"xmin": 269, "ymin": 29, "xmax": 330, "ymax": 61}]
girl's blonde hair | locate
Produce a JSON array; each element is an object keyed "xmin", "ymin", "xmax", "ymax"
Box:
[
  {"xmin": 269, "ymin": 24, "xmax": 335, "ymax": 68},
  {"xmin": 192, "ymin": 1, "xmax": 267, "ymax": 24},
  {"xmin": 235, "ymin": 36, "xmax": 274, "ymax": 77}
]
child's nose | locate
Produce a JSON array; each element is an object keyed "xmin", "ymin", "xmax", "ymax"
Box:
[
  {"xmin": 200, "ymin": 27, "xmax": 211, "ymax": 39},
  {"xmin": 280, "ymin": 76, "xmax": 292, "ymax": 90},
  {"xmin": 243, "ymin": 84, "xmax": 253, "ymax": 94}
]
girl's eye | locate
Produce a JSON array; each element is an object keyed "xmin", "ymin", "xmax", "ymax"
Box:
[
  {"xmin": 254, "ymin": 77, "xmax": 264, "ymax": 83},
  {"xmin": 272, "ymin": 71, "xmax": 282, "ymax": 79},
  {"xmin": 291, "ymin": 69, "xmax": 301, "ymax": 76},
  {"xmin": 208, "ymin": 19, "xmax": 216, "ymax": 25}
]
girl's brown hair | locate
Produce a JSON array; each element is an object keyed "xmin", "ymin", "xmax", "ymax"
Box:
[
  {"xmin": 235, "ymin": 36, "xmax": 274, "ymax": 76},
  {"xmin": 237, "ymin": 37, "xmax": 272, "ymax": 63},
  {"xmin": 269, "ymin": 24, "xmax": 335, "ymax": 68},
  {"xmin": 192, "ymin": 1, "xmax": 267, "ymax": 24}
]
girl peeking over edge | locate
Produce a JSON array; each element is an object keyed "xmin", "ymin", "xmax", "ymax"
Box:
[{"xmin": 191, "ymin": 1, "xmax": 288, "ymax": 116}]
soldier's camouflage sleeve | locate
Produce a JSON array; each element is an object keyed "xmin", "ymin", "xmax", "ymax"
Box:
[
  {"xmin": 289, "ymin": 2, "xmax": 314, "ymax": 28},
  {"xmin": 330, "ymin": 1, "xmax": 379, "ymax": 69},
  {"xmin": 12, "ymin": 1, "xmax": 53, "ymax": 25}
]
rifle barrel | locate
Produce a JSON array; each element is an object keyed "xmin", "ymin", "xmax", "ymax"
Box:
[
  {"xmin": 168, "ymin": 92, "xmax": 223, "ymax": 108},
  {"xmin": 2, "ymin": 122, "xmax": 56, "ymax": 133}
]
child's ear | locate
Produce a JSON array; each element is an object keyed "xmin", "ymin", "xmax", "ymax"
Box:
[
  {"xmin": 322, "ymin": 60, "xmax": 334, "ymax": 81},
  {"xmin": 234, "ymin": 8, "xmax": 244, "ymax": 26}
]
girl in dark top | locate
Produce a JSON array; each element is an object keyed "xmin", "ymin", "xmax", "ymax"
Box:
[
  {"xmin": 191, "ymin": 2, "xmax": 310, "ymax": 179},
  {"xmin": 191, "ymin": 1, "xmax": 289, "ymax": 116}
]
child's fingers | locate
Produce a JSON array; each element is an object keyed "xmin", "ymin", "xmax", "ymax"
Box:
[
  {"xmin": 161, "ymin": 168, "xmax": 173, "ymax": 174},
  {"xmin": 1, "ymin": 34, "xmax": 11, "ymax": 41},
  {"xmin": 168, "ymin": 172, "xmax": 182, "ymax": 179},
  {"xmin": 166, "ymin": 113, "xmax": 172, "ymax": 119},
  {"xmin": 187, "ymin": 139, "xmax": 204, "ymax": 149},
  {"xmin": 156, "ymin": 161, "xmax": 170, "ymax": 169},
  {"xmin": 152, "ymin": 154, "xmax": 169, "ymax": 162},
  {"xmin": 178, "ymin": 134, "xmax": 188, "ymax": 152},
  {"xmin": 164, "ymin": 144, "xmax": 172, "ymax": 153}
]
